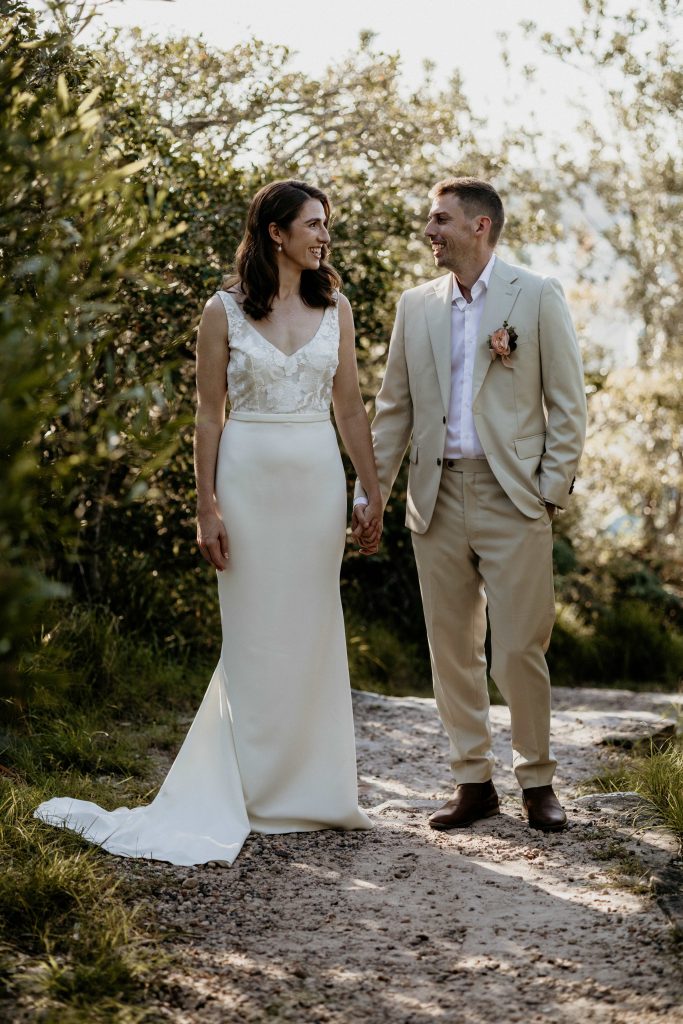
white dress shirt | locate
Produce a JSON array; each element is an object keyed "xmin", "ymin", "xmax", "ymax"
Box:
[
  {"xmin": 444, "ymin": 253, "xmax": 496, "ymax": 459},
  {"xmin": 354, "ymin": 254, "xmax": 496, "ymax": 508}
]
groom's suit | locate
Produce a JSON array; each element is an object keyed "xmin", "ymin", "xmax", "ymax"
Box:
[{"xmin": 359, "ymin": 256, "xmax": 587, "ymax": 788}]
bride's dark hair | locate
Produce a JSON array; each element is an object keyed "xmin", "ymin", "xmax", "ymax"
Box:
[{"xmin": 225, "ymin": 180, "xmax": 342, "ymax": 321}]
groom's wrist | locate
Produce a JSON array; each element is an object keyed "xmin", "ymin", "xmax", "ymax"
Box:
[{"xmin": 353, "ymin": 496, "xmax": 369, "ymax": 508}]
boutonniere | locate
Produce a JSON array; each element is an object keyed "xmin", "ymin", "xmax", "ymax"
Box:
[{"xmin": 488, "ymin": 321, "xmax": 518, "ymax": 368}]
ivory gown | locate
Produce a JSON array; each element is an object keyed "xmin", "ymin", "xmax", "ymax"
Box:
[{"xmin": 35, "ymin": 290, "xmax": 372, "ymax": 865}]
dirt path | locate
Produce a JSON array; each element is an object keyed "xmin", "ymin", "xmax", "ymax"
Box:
[{"xmin": 130, "ymin": 687, "xmax": 682, "ymax": 1023}]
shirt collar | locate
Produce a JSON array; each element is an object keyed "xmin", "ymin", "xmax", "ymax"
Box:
[{"xmin": 452, "ymin": 253, "xmax": 497, "ymax": 308}]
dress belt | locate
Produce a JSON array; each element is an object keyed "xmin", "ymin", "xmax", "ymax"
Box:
[{"xmin": 229, "ymin": 410, "xmax": 330, "ymax": 423}]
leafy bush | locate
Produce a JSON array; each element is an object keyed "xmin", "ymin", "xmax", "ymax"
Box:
[
  {"xmin": 346, "ymin": 613, "xmax": 431, "ymax": 696},
  {"xmin": 594, "ymin": 599, "xmax": 683, "ymax": 685},
  {"xmin": 0, "ymin": 2, "xmax": 183, "ymax": 713}
]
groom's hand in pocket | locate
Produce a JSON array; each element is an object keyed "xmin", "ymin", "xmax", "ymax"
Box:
[{"xmin": 197, "ymin": 509, "xmax": 229, "ymax": 571}]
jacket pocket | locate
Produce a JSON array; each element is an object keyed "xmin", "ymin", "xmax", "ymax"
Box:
[
  {"xmin": 514, "ymin": 433, "xmax": 546, "ymax": 459},
  {"xmin": 409, "ymin": 443, "xmax": 419, "ymax": 464}
]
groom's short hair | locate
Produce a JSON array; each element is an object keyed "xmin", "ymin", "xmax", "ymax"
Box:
[{"xmin": 431, "ymin": 177, "xmax": 505, "ymax": 246}]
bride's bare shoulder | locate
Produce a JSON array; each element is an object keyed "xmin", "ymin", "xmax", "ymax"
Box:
[
  {"xmin": 202, "ymin": 281, "xmax": 244, "ymax": 323},
  {"xmin": 201, "ymin": 293, "xmax": 227, "ymax": 320},
  {"xmin": 199, "ymin": 292, "xmax": 232, "ymax": 342}
]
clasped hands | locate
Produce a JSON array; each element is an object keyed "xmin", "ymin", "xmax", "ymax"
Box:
[{"xmin": 351, "ymin": 497, "xmax": 383, "ymax": 556}]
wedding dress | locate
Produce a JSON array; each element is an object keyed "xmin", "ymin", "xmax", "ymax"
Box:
[{"xmin": 35, "ymin": 290, "xmax": 372, "ymax": 865}]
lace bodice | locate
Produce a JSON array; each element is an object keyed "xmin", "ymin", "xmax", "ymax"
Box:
[{"xmin": 216, "ymin": 291, "xmax": 340, "ymax": 414}]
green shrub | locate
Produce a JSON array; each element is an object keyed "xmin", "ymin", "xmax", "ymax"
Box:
[
  {"xmin": 20, "ymin": 604, "xmax": 209, "ymax": 714},
  {"xmin": 346, "ymin": 614, "xmax": 431, "ymax": 696},
  {"xmin": 0, "ymin": 2, "xmax": 182, "ymax": 713},
  {"xmin": 545, "ymin": 597, "xmax": 682, "ymax": 690},
  {"xmin": 595, "ymin": 599, "xmax": 683, "ymax": 685},
  {"xmin": 547, "ymin": 614, "xmax": 601, "ymax": 685}
]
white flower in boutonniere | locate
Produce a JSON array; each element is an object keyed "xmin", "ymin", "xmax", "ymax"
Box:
[{"xmin": 488, "ymin": 321, "xmax": 519, "ymax": 368}]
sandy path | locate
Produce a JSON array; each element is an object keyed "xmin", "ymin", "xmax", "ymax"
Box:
[{"xmin": 131, "ymin": 687, "xmax": 682, "ymax": 1023}]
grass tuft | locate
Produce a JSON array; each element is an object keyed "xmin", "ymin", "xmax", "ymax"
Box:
[
  {"xmin": 632, "ymin": 741, "xmax": 683, "ymax": 838},
  {"xmin": 0, "ymin": 782, "xmax": 133, "ymax": 943},
  {"xmin": 590, "ymin": 739, "xmax": 683, "ymax": 840}
]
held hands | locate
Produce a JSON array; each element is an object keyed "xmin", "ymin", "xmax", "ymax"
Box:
[
  {"xmin": 197, "ymin": 506, "xmax": 229, "ymax": 571},
  {"xmin": 351, "ymin": 497, "xmax": 383, "ymax": 556}
]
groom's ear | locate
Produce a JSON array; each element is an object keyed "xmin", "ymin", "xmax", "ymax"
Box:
[{"xmin": 474, "ymin": 215, "xmax": 492, "ymax": 237}]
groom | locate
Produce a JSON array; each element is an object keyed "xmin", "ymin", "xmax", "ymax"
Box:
[{"xmin": 355, "ymin": 177, "xmax": 586, "ymax": 832}]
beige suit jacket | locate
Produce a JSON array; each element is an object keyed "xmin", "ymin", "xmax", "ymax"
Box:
[{"xmin": 358, "ymin": 257, "xmax": 587, "ymax": 532}]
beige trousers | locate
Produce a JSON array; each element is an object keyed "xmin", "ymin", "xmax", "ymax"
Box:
[{"xmin": 411, "ymin": 459, "xmax": 557, "ymax": 790}]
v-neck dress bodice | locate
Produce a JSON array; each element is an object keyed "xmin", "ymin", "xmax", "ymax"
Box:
[{"xmin": 217, "ymin": 290, "xmax": 339, "ymax": 414}]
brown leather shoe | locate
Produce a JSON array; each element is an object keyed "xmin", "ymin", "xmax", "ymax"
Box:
[
  {"xmin": 428, "ymin": 781, "xmax": 500, "ymax": 830},
  {"xmin": 523, "ymin": 785, "xmax": 567, "ymax": 832}
]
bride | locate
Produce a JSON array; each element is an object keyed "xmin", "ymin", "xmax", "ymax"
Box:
[{"xmin": 35, "ymin": 180, "xmax": 383, "ymax": 865}]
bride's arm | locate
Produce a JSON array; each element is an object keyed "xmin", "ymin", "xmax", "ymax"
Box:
[
  {"xmin": 332, "ymin": 295, "xmax": 383, "ymax": 553},
  {"xmin": 194, "ymin": 295, "xmax": 230, "ymax": 570}
]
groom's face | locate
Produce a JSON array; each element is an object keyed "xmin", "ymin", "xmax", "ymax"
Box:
[{"xmin": 425, "ymin": 193, "xmax": 477, "ymax": 272}]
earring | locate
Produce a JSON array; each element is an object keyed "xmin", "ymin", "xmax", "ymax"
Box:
[{"xmin": 276, "ymin": 244, "xmax": 282, "ymax": 252}]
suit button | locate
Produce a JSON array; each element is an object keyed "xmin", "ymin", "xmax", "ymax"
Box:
[
  {"xmin": 442, "ymin": 416, "xmax": 446, "ymax": 424},
  {"xmin": 436, "ymin": 458, "xmax": 442, "ymax": 466}
]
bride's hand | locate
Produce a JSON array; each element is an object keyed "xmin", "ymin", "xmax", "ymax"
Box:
[{"xmin": 197, "ymin": 507, "xmax": 229, "ymax": 571}]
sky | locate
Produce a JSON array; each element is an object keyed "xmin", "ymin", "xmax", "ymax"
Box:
[{"xmin": 75, "ymin": 0, "xmax": 599, "ymax": 144}]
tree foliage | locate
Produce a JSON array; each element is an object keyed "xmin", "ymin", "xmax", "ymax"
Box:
[{"xmin": 526, "ymin": 0, "xmax": 682, "ymax": 570}]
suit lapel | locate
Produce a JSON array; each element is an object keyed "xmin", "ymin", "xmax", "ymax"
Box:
[
  {"xmin": 424, "ymin": 273, "xmax": 453, "ymax": 413},
  {"xmin": 471, "ymin": 259, "xmax": 521, "ymax": 404}
]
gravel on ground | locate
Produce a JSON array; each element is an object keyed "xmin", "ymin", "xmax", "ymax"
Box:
[{"xmin": 119, "ymin": 686, "xmax": 683, "ymax": 1024}]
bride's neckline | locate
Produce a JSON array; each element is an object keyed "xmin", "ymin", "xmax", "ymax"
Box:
[{"xmin": 220, "ymin": 290, "xmax": 328, "ymax": 359}]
